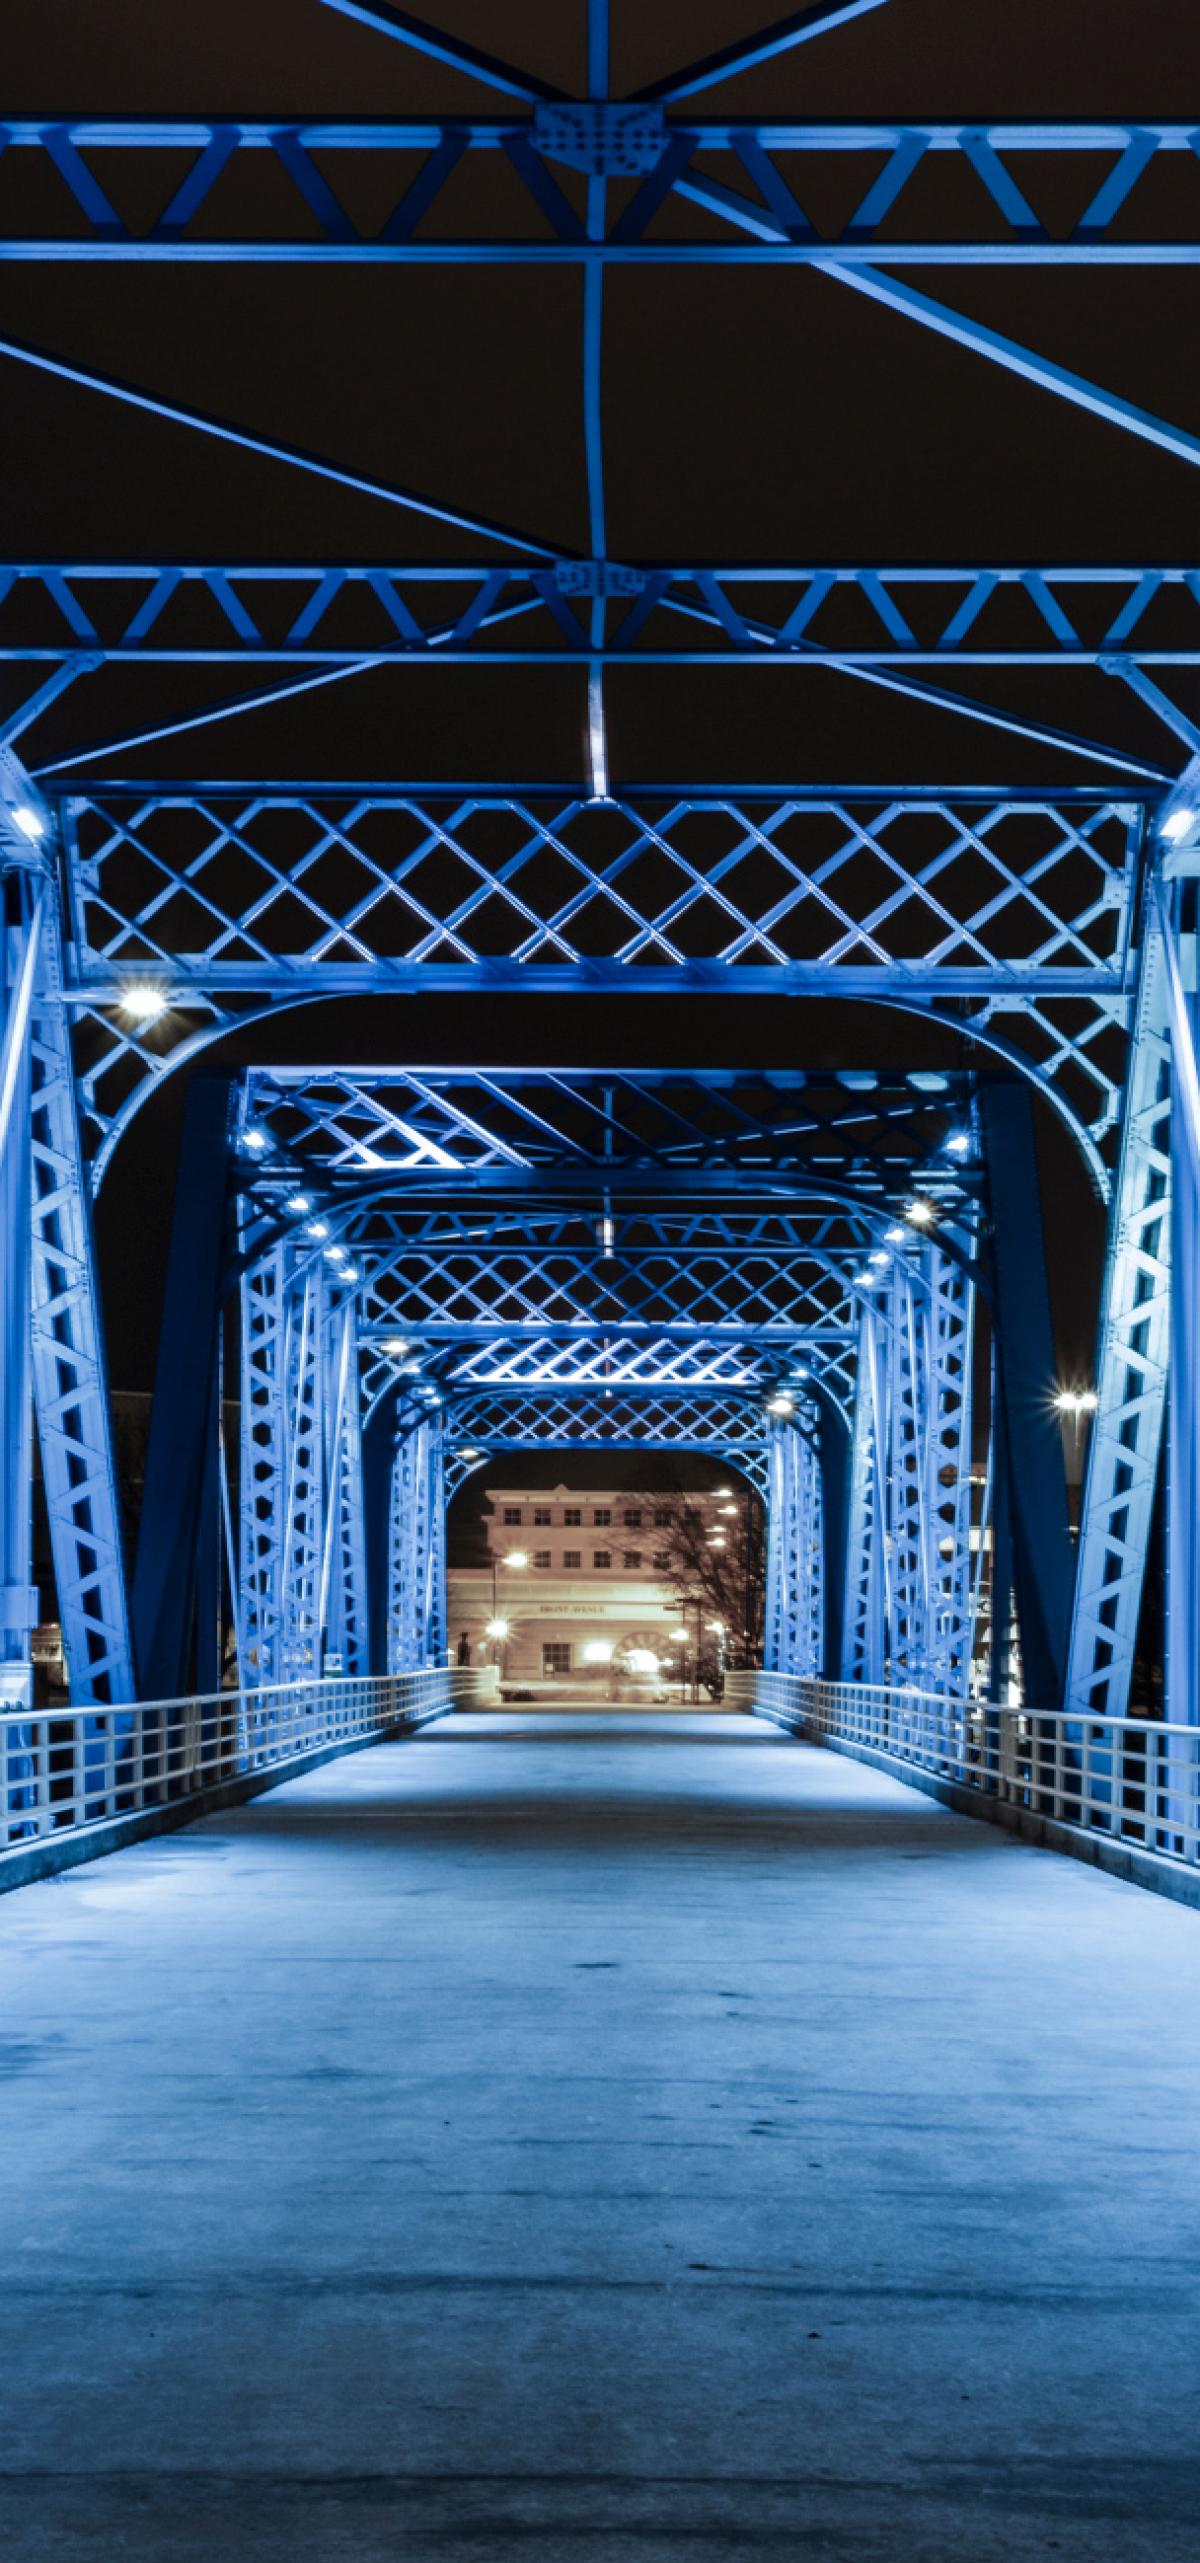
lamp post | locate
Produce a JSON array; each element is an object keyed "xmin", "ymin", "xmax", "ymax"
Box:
[
  {"xmin": 487, "ymin": 1546, "xmax": 527, "ymax": 1674},
  {"xmin": 1054, "ymin": 1387, "xmax": 1098, "ymax": 1475}
]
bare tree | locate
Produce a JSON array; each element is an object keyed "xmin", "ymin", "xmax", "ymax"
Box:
[{"xmin": 623, "ymin": 1476, "xmax": 765, "ymax": 1669}]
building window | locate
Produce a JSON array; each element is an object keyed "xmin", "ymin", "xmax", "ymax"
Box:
[
  {"xmin": 593, "ymin": 1507, "xmax": 611, "ymax": 1526},
  {"xmin": 533, "ymin": 1506, "xmax": 552, "ymax": 1526},
  {"xmin": 653, "ymin": 1551, "xmax": 670, "ymax": 1571},
  {"xmin": 543, "ymin": 1642, "xmax": 571, "ymax": 1677},
  {"xmin": 502, "ymin": 1506, "xmax": 523, "ymax": 1525},
  {"xmin": 563, "ymin": 1549, "xmax": 581, "ymax": 1569},
  {"xmin": 593, "ymin": 1549, "xmax": 611, "ymax": 1570},
  {"xmin": 533, "ymin": 1550, "xmax": 552, "ymax": 1570},
  {"xmin": 563, "ymin": 1507, "xmax": 582, "ymax": 1525},
  {"xmin": 623, "ymin": 1507, "xmax": 643, "ymax": 1527},
  {"xmin": 654, "ymin": 1507, "xmax": 672, "ymax": 1527},
  {"xmin": 623, "ymin": 1550, "xmax": 642, "ymax": 1570}
]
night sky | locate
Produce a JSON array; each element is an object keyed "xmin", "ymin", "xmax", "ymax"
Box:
[{"xmin": 4, "ymin": 1, "xmax": 1197, "ymax": 1389}]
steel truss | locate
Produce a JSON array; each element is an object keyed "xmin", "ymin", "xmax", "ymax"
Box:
[
  {"xmin": 3, "ymin": 2, "xmax": 1198, "ymax": 1728},
  {"xmin": 840, "ymin": 1240, "xmax": 976, "ymax": 1698},
  {"xmin": 61, "ymin": 791, "xmax": 1138, "ymax": 1182},
  {"xmin": 441, "ymin": 1391, "xmax": 773, "ymax": 1502},
  {"xmin": 764, "ymin": 1420, "xmax": 823, "ymax": 1677},
  {"xmin": 388, "ymin": 1413, "xmax": 445, "ymax": 1672},
  {"xmin": 3, "ymin": 561, "xmax": 1200, "ymax": 670},
  {"xmin": 0, "ymin": 118, "xmax": 1194, "ymax": 265},
  {"xmin": 237, "ymin": 1240, "xmax": 368, "ymax": 1683}
]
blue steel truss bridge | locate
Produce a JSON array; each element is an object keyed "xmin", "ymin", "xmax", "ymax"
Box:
[{"xmin": 1, "ymin": 0, "xmax": 1199, "ymax": 1829}]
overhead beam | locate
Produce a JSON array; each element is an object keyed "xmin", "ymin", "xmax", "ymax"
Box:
[
  {"xmin": 820, "ymin": 263, "xmax": 1200, "ymax": 474},
  {"xmin": 0, "ymin": 331, "xmax": 560, "ymax": 558},
  {"xmin": 311, "ymin": 1, "xmax": 562, "ymax": 101},
  {"xmin": 0, "ymin": 121, "xmax": 1194, "ymax": 260},
  {"xmin": 639, "ymin": 1, "xmax": 896, "ymax": 102}
]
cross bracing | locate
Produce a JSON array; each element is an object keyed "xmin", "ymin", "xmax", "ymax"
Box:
[{"xmin": 1, "ymin": 0, "xmax": 1198, "ymax": 1729}]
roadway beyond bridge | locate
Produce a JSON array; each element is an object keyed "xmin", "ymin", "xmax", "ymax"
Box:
[{"xmin": 3, "ymin": 1709, "xmax": 1199, "ymax": 2563}]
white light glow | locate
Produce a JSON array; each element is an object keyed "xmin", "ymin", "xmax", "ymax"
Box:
[
  {"xmin": 884, "ymin": 1225, "xmax": 906, "ymax": 1244},
  {"xmin": 242, "ymin": 1128, "xmax": 267, "ymax": 1153},
  {"xmin": 485, "ymin": 1617, "xmax": 508, "ymax": 1640},
  {"xmin": 582, "ymin": 1640, "xmax": 613, "ymax": 1664},
  {"xmin": 624, "ymin": 1647, "xmax": 659, "ymax": 1675},
  {"xmin": 381, "ymin": 1336, "xmax": 409, "ymax": 1354},
  {"xmin": 118, "ymin": 984, "xmax": 168, "ymax": 1024},
  {"xmin": 506, "ymin": 1549, "xmax": 529, "ymax": 1570},
  {"xmin": 1162, "ymin": 807, "xmax": 1196, "ymax": 843},
  {"xmin": 307, "ymin": 1220, "xmax": 329, "ymax": 1240},
  {"xmin": 945, "ymin": 1130, "xmax": 971, "ymax": 1157},
  {"xmin": 12, "ymin": 804, "xmax": 45, "ymax": 841},
  {"xmin": 906, "ymin": 1199, "xmax": 935, "ymax": 1227},
  {"xmin": 766, "ymin": 1393, "xmax": 794, "ymax": 1416}
]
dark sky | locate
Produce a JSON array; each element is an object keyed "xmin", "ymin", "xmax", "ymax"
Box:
[{"xmin": 5, "ymin": 2, "xmax": 1196, "ymax": 1384}]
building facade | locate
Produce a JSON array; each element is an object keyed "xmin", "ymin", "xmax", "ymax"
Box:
[{"xmin": 447, "ymin": 1482, "xmax": 725, "ymax": 1687}]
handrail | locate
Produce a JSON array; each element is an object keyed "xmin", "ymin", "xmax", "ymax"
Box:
[
  {"xmin": 1, "ymin": 1666, "xmax": 484, "ymax": 1858},
  {"xmin": 726, "ymin": 1672, "xmax": 1200, "ymax": 1874}
]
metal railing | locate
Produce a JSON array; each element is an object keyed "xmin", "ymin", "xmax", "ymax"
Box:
[
  {"xmin": 2, "ymin": 1667, "xmax": 484, "ymax": 1858},
  {"xmin": 726, "ymin": 1672, "xmax": 1200, "ymax": 1875}
]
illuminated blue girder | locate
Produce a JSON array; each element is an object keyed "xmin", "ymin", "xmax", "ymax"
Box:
[
  {"xmin": 1066, "ymin": 899, "xmax": 1172, "ymax": 1720},
  {"xmin": 763, "ymin": 1419, "xmax": 823, "ymax": 1677},
  {"xmin": 28, "ymin": 942, "xmax": 134, "ymax": 1706},
  {"xmin": 0, "ymin": 865, "xmax": 38, "ymax": 1707},
  {"xmin": 441, "ymin": 1391, "xmax": 772, "ymax": 1500},
  {"xmin": 3, "ymin": 561, "xmax": 1200, "ymax": 669},
  {"xmin": 0, "ymin": 120, "xmax": 1195, "ymax": 262},
  {"xmin": 57, "ymin": 792, "xmax": 1140, "ymax": 1185},
  {"xmin": 839, "ymin": 1245, "xmax": 976, "ymax": 1696},
  {"xmin": 388, "ymin": 1413, "xmax": 445, "ymax": 1671}
]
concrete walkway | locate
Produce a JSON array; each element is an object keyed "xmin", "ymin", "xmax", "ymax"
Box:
[{"xmin": 3, "ymin": 1711, "xmax": 1200, "ymax": 2561}]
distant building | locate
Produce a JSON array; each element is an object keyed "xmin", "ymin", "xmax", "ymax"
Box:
[{"xmin": 447, "ymin": 1481, "xmax": 705, "ymax": 1685}]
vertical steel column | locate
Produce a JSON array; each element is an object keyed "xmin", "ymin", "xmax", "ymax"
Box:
[
  {"xmin": 280, "ymin": 1264, "xmax": 324, "ymax": 1679},
  {"xmin": 763, "ymin": 1423, "xmax": 787, "ymax": 1671},
  {"xmin": 764, "ymin": 1420, "xmax": 823, "ymax": 1676},
  {"xmin": 1066, "ymin": 905, "xmax": 1172, "ymax": 1718},
  {"xmin": 30, "ymin": 959, "xmax": 134, "ymax": 1704},
  {"xmin": 1161, "ymin": 880, "xmax": 1200, "ymax": 1723},
  {"xmin": 0, "ymin": 869, "xmax": 39, "ymax": 1706},
  {"xmin": 886, "ymin": 1267, "xmax": 926, "ymax": 1684},
  {"xmin": 918, "ymin": 1241, "xmax": 976, "ymax": 1698},
  {"xmin": 388, "ymin": 1412, "xmax": 446, "ymax": 1671},
  {"xmin": 841, "ymin": 1300, "xmax": 886, "ymax": 1682},
  {"xmin": 980, "ymin": 1083, "xmax": 1074, "ymax": 1706},
  {"xmin": 238, "ymin": 1242, "xmax": 288, "ymax": 1684},
  {"xmin": 322, "ymin": 1299, "xmax": 369, "ymax": 1676}
]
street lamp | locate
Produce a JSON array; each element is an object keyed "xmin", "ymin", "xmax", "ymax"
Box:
[
  {"xmin": 1054, "ymin": 1386, "xmax": 1098, "ymax": 1471},
  {"xmin": 489, "ymin": 1546, "xmax": 528, "ymax": 1671}
]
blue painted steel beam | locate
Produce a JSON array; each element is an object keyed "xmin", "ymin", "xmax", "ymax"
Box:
[
  {"xmin": 0, "ymin": 333, "xmax": 558, "ymax": 558},
  {"xmin": 0, "ymin": 118, "xmax": 1195, "ymax": 260},
  {"xmin": 311, "ymin": 1, "xmax": 562, "ymax": 100},
  {"xmin": 131, "ymin": 1078, "xmax": 232, "ymax": 1700},
  {"xmin": 5, "ymin": 562, "xmax": 1200, "ymax": 667},
  {"xmin": 638, "ymin": 1, "xmax": 895, "ymax": 100},
  {"xmin": 979, "ymin": 1084, "xmax": 1074, "ymax": 1706},
  {"xmin": 822, "ymin": 263, "xmax": 1200, "ymax": 474}
]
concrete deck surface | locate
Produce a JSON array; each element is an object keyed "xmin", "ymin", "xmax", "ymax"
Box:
[{"xmin": 3, "ymin": 1709, "xmax": 1200, "ymax": 2561}]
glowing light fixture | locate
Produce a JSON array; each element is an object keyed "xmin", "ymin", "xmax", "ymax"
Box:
[
  {"xmin": 944, "ymin": 1129, "xmax": 971, "ymax": 1157},
  {"xmin": 1162, "ymin": 807, "xmax": 1196, "ymax": 842},
  {"xmin": 906, "ymin": 1199, "xmax": 935, "ymax": 1227},
  {"xmin": 242, "ymin": 1127, "xmax": 267, "ymax": 1153},
  {"xmin": 12, "ymin": 804, "xmax": 45, "ymax": 841},
  {"xmin": 884, "ymin": 1225, "xmax": 906, "ymax": 1245},
  {"xmin": 506, "ymin": 1549, "xmax": 529, "ymax": 1570},
  {"xmin": 118, "ymin": 983, "xmax": 168, "ymax": 1024},
  {"xmin": 287, "ymin": 1193, "xmax": 311, "ymax": 1215},
  {"xmin": 307, "ymin": 1220, "xmax": 329, "ymax": 1240},
  {"xmin": 382, "ymin": 1336, "xmax": 410, "ymax": 1355},
  {"xmin": 485, "ymin": 1616, "xmax": 509, "ymax": 1640},
  {"xmin": 582, "ymin": 1639, "xmax": 613, "ymax": 1664},
  {"xmin": 766, "ymin": 1393, "xmax": 794, "ymax": 1417}
]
